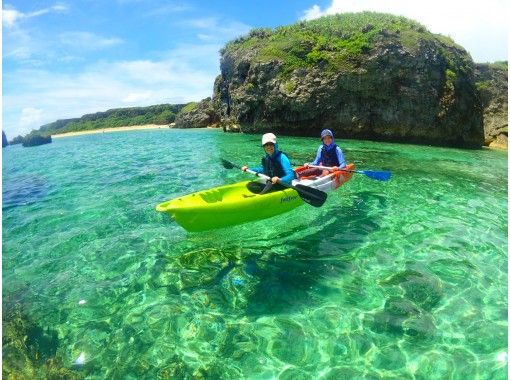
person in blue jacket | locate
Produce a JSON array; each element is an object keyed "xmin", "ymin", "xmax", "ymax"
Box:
[
  {"xmin": 242, "ymin": 133, "xmax": 295, "ymax": 189},
  {"xmin": 303, "ymin": 129, "xmax": 346, "ymax": 176}
]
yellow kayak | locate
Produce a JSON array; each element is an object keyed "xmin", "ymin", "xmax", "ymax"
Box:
[
  {"xmin": 156, "ymin": 180, "xmax": 304, "ymax": 232},
  {"xmin": 156, "ymin": 163, "xmax": 355, "ymax": 232}
]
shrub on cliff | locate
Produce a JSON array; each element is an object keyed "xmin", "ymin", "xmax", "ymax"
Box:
[{"xmin": 222, "ymin": 12, "xmax": 438, "ymax": 75}]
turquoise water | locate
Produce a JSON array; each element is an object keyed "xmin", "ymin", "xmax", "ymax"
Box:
[{"xmin": 2, "ymin": 128, "xmax": 508, "ymax": 379}]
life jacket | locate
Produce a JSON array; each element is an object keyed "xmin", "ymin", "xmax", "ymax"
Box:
[
  {"xmin": 321, "ymin": 144, "xmax": 340, "ymax": 166},
  {"xmin": 262, "ymin": 151, "xmax": 287, "ymax": 178}
]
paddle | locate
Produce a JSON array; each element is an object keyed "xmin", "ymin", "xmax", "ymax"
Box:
[
  {"xmin": 221, "ymin": 159, "xmax": 327, "ymax": 207},
  {"xmin": 307, "ymin": 164, "xmax": 392, "ymax": 181}
]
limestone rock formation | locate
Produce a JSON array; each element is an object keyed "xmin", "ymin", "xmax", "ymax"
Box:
[
  {"xmin": 174, "ymin": 98, "xmax": 220, "ymax": 129},
  {"xmin": 213, "ymin": 12, "xmax": 484, "ymax": 148},
  {"xmin": 475, "ymin": 62, "xmax": 508, "ymax": 149},
  {"xmin": 22, "ymin": 133, "xmax": 52, "ymax": 147}
]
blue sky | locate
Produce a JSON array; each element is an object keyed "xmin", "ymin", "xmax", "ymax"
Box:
[{"xmin": 2, "ymin": 0, "xmax": 508, "ymax": 138}]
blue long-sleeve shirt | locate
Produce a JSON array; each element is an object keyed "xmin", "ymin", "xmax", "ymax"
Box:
[
  {"xmin": 311, "ymin": 145, "xmax": 346, "ymax": 168},
  {"xmin": 250, "ymin": 151, "xmax": 295, "ymax": 185}
]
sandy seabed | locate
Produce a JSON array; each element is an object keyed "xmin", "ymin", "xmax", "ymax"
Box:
[{"xmin": 51, "ymin": 124, "xmax": 172, "ymax": 138}]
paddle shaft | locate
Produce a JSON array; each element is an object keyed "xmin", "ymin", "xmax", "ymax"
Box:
[
  {"xmin": 243, "ymin": 168, "xmax": 277, "ymax": 183},
  {"xmin": 307, "ymin": 164, "xmax": 343, "ymax": 171},
  {"xmin": 307, "ymin": 164, "xmax": 391, "ymax": 181},
  {"xmin": 222, "ymin": 159, "xmax": 327, "ymax": 207}
]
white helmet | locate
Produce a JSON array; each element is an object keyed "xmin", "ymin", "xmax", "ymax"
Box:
[{"xmin": 261, "ymin": 133, "xmax": 277, "ymax": 146}]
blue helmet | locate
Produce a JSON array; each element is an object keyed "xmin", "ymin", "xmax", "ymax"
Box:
[{"xmin": 321, "ymin": 129, "xmax": 334, "ymax": 140}]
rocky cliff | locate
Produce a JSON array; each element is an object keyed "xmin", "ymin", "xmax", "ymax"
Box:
[
  {"xmin": 475, "ymin": 62, "xmax": 508, "ymax": 149},
  {"xmin": 174, "ymin": 98, "xmax": 219, "ymax": 129},
  {"xmin": 213, "ymin": 12, "xmax": 484, "ymax": 148}
]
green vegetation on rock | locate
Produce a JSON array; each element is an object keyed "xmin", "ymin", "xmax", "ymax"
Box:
[
  {"xmin": 222, "ymin": 12, "xmax": 457, "ymax": 76},
  {"xmin": 180, "ymin": 102, "xmax": 199, "ymax": 114}
]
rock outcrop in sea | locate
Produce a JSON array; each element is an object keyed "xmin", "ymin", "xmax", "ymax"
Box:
[
  {"xmin": 212, "ymin": 12, "xmax": 485, "ymax": 148},
  {"xmin": 2, "ymin": 131, "xmax": 8, "ymax": 148},
  {"xmin": 22, "ymin": 133, "xmax": 52, "ymax": 147}
]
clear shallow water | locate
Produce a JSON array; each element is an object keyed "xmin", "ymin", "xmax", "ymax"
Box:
[{"xmin": 2, "ymin": 129, "xmax": 507, "ymax": 379}]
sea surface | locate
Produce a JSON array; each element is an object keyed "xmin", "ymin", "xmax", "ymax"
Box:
[{"xmin": 2, "ymin": 128, "xmax": 508, "ymax": 379}]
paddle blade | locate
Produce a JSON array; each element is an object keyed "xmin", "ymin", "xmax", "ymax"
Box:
[
  {"xmin": 360, "ymin": 170, "xmax": 392, "ymax": 181},
  {"xmin": 221, "ymin": 159, "xmax": 236, "ymax": 170},
  {"xmin": 293, "ymin": 184, "xmax": 328, "ymax": 207}
]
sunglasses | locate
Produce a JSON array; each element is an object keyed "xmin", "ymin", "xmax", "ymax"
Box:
[{"xmin": 263, "ymin": 143, "xmax": 275, "ymax": 147}]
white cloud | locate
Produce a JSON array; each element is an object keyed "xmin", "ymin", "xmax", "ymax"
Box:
[
  {"xmin": 3, "ymin": 4, "xmax": 74, "ymax": 63},
  {"xmin": 3, "ymin": 8, "xmax": 23, "ymax": 27},
  {"xmin": 19, "ymin": 108, "xmax": 45, "ymax": 131},
  {"xmin": 301, "ymin": 0, "xmax": 508, "ymax": 62},
  {"xmin": 197, "ymin": 33, "xmax": 215, "ymax": 42},
  {"xmin": 3, "ymin": 29, "xmax": 123, "ymax": 65},
  {"xmin": 59, "ymin": 32, "xmax": 124, "ymax": 50},
  {"xmin": 2, "ymin": 44, "xmax": 221, "ymax": 137},
  {"xmin": 301, "ymin": 5, "xmax": 323, "ymax": 21},
  {"xmin": 122, "ymin": 92, "xmax": 152, "ymax": 103},
  {"xmin": 145, "ymin": 4, "xmax": 193, "ymax": 16},
  {"xmin": 2, "ymin": 28, "xmax": 35, "ymax": 60},
  {"xmin": 2, "ymin": 4, "xmax": 68, "ymax": 28},
  {"xmin": 179, "ymin": 17, "xmax": 252, "ymax": 42}
]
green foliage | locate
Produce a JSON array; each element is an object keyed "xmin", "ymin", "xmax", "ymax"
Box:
[
  {"xmin": 223, "ymin": 11, "xmax": 433, "ymax": 74},
  {"xmin": 283, "ymin": 80, "xmax": 296, "ymax": 93},
  {"xmin": 180, "ymin": 102, "xmax": 199, "ymax": 114},
  {"xmin": 488, "ymin": 61, "xmax": 508, "ymax": 70},
  {"xmin": 475, "ymin": 80, "xmax": 491, "ymax": 92},
  {"xmin": 445, "ymin": 69, "xmax": 457, "ymax": 82},
  {"xmin": 39, "ymin": 103, "xmax": 185, "ymax": 135}
]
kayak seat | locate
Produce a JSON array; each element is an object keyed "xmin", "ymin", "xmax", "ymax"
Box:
[
  {"xmin": 246, "ymin": 181, "xmax": 285, "ymax": 194},
  {"xmin": 246, "ymin": 181, "xmax": 266, "ymax": 194},
  {"xmin": 295, "ymin": 167, "xmax": 323, "ymax": 179}
]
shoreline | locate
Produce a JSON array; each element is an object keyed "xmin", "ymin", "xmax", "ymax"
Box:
[{"xmin": 51, "ymin": 124, "xmax": 173, "ymax": 138}]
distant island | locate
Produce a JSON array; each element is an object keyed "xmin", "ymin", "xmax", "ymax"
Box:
[
  {"xmin": 10, "ymin": 12, "xmax": 508, "ymax": 149},
  {"xmin": 8, "ymin": 103, "xmax": 201, "ymax": 146},
  {"xmin": 40, "ymin": 103, "xmax": 186, "ymax": 135}
]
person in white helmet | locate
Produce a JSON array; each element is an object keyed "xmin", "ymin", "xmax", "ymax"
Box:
[{"xmin": 241, "ymin": 133, "xmax": 295, "ymax": 189}]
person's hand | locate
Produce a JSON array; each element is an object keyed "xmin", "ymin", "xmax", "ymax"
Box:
[
  {"xmin": 331, "ymin": 166, "xmax": 338, "ymax": 171},
  {"xmin": 271, "ymin": 176, "xmax": 280, "ymax": 184},
  {"xmin": 304, "ymin": 162, "xmax": 310, "ymax": 168},
  {"xmin": 241, "ymin": 166, "xmax": 248, "ymax": 172}
]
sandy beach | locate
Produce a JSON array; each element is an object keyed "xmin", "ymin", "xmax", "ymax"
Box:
[{"xmin": 51, "ymin": 124, "xmax": 173, "ymax": 138}]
